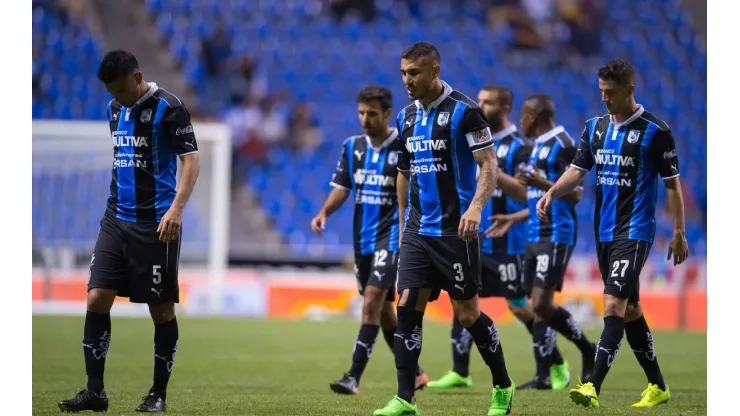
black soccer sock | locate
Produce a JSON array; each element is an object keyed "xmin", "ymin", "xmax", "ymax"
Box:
[
  {"xmin": 451, "ymin": 317, "xmax": 473, "ymax": 377},
  {"xmin": 625, "ymin": 315, "xmax": 666, "ymax": 390},
  {"xmin": 384, "ymin": 326, "xmax": 424, "ymax": 376},
  {"xmin": 590, "ymin": 316, "xmax": 625, "ymax": 394},
  {"xmin": 394, "ymin": 306, "xmax": 424, "ymax": 403},
  {"xmin": 525, "ymin": 319, "xmax": 564, "ymax": 366},
  {"xmin": 549, "ymin": 307, "xmax": 594, "ymax": 355},
  {"xmin": 348, "ymin": 324, "xmax": 380, "ymax": 382},
  {"xmin": 151, "ymin": 318, "xmax": 179, "ymax": 399},
  {"xmin": 83, "ymin": 311, "xmax": 111, "ymax": 393},
  {"xmin": 532, "ymin": 321, "xmax": 556, "ymax": 381},
  {"xmin": 463, "ymin": 312, "xmax": 511, "ymax": 388}
]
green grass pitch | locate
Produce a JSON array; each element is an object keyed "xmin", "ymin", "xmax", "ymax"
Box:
[{"xmin": 33, "ymin": 316, "xmax": 706, "ymax": 415}]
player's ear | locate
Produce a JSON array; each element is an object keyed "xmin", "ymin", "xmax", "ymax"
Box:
[
  {"xmin": 133, "ymin": 71, "xmax": 143, "ymax": 84},
  {"xmin": 383, "ymin": 108, "xmax": 392, "ymax": 120},
  {"xmin": 431, "ymin": 64, "xmax": 441, "ymax": 80}
]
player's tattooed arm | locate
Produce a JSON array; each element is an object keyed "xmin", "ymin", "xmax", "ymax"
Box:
[{"xmin": 471, "ymin": 146, "xmax": 499, "ymax": 211}]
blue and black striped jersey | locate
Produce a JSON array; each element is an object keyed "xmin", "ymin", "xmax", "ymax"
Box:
[
  {"xmin": 526, "ymin": 126, "xmax": 578, "ymax": 245},
  {"xmin": 396, "ymin": 81, "xmax": 494, "ymax": 238},
  {"xmin": 331, "ymin": 130, "xmax": 403, "ymax": 256},
  {"xmin": 571, "ymin": 106, "xmax": 680, "ymax": 243},
  {"xmin": 106, "ymin": 83, "xmax": 198, "ymax": 223},
  {"xmin": 481, "ymin": 125, "xmax": 531, "ymax": 255}
]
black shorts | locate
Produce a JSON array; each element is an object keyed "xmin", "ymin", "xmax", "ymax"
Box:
[
  {"xmin": 397, "ymin": 232, "xmax": 481, "ymax": 301},
  {"xmin": 597, "ymin": 239, "xmax": 652, "ymax": 304},
  {"xmin": 480, "ymin": 254, "xmax": 526, "ymax": 300},
  {"xmin": 523, "ymin": 241, "xmax": 574, "ymax": 293},
  {"xmin": 355, "ymin": 249, "xmax": 398, "ymax": 302},
  {"xmin": 88, "ymin": 213, "xmax": 181, "ymax": 304}
]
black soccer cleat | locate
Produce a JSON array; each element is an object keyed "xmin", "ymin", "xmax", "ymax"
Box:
[
  {"xmin": 329, "ymin": 373, "xmax": 360, "ymax": 395},
  {"xmin": 517, "ymin": 376, "xmax": 552, "ymax": 391},
  {"xmin": 581, "ymin": 343, "xmax": 597, "ymax": 382},
  {"xmin": 135, "ymin": 393, "xmax": 167, "ymax": 412},
  {"xmin": 58, "ymin": 389, "xmax": 109, "ymax": 413}
]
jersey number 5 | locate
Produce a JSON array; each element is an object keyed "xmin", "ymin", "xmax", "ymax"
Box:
[
  {"xmin": 153, "ymin": 265, "xmax": 162, "ymax": 285},
  {"xmin": 453, "ymin": 263, "xmax": 465, "ymax": 282}
]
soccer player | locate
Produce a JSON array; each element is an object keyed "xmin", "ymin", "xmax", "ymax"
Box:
[
  {"xmin": 373, "ymin": 42, "xmax": 514, "ymax": 416},
  {"xmin": 427, "ymin": 85, "xmax": 569, "ymax": 392},
  {"xmin": 494, "ymin": 93, "xmax": 596, "ymax": 390},
  {"xmin": 311, "ymin": 86, "xmax": 429, "ymax": 395},
  {"xmin": 540, "ymin": 59, "xmax": 687, "ymax": 408},
  {"xmin": 58, "ymin": 50, "xmax": 200, "ymax": 413}
]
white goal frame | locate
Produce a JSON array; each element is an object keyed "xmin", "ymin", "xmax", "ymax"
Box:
[{"xmin": 32, "ymin": 120, "xmax": 232, "ymax": 315}]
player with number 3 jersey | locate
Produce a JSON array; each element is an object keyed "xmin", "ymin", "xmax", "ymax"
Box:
[{"xmin": 311, "ymin": 86, "xmax": 428, "ymax": 397}]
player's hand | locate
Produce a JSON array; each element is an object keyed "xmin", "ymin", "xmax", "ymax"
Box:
[
  {"xmin": 310, "ymin": 212, "xmax": 327, "ymax": 236},
  {"xmin": 667, "ymin": 231, "xmax": 689, "ymax": 266},
  {"xmin": 485, "ymin": 214, "xmax": 514, "ymax": 238},
  {"xmin": 536, "ymin": 193, "xmax": 553, "ymax": 219},
  {"xmin": 157, "ymin": 207, "xmax": 182, "ymax": 243},
  {"xmin": 516, "ymin": 171, "xmax": 532, "ymax": 187},
  {"xmin": 459, "ymin": 206, "xmax": 482, "ymax": 241}
]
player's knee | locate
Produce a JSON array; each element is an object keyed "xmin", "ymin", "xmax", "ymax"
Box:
[
  {"xmin": 361, "ymin": 296, "xmax": 384, "ymax": 323},
  {"xmin": 531, "ymin": 295, "xmax": 554, "ymax": 317},
  {"xmin": 624, "ymin": 302, "xmax": 643, "ymax": 322},
  {"xmin": 86, "ymin": 288, "xmax": 116, "ymax": 313},
  {"xmin": 149, "ymin": 302, "xmax": 176, "ymax": 324},
  {"xmin": 603, "ymin": 295, "xmax": 629, "ymax": 317},
  {"xmin": 452, "ymin": 300, "xmax": 481, "ymax": 327}
]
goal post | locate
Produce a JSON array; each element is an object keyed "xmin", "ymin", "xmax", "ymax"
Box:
[{"xmin": 32, "ymin": 120, "xmax": 232, "ymax": 315}]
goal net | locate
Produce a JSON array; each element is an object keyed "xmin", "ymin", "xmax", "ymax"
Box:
[{"xmin": 32, "ymin": 120, "xmax": 232, "ymax": 315}]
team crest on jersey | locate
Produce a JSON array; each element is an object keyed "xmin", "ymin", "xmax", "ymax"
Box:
[
  {"xmin": 539, "ymin": 146, "xmax": 550, "ymax": 160},
  {"xmin": 437, "ymin": 112, "xmax": 450, "ymax": 126},
  {"xmin": 140, "ymin": 109, "xmax": 152, "ymax": 123},
  {"xmin": 388, "ymin": 151, "xmax": 399, "ymax": 166},
  {"xmin": 627, "ymin": 129, "xmax": 641, "ymax": 144},
  {"xmin": 496, "ymin": 144, "xmax": 509, "ymax": 158}
]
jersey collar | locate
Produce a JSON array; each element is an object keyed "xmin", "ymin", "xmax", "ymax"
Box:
[
  {"xmin": 134, "ymin": 82, "xmax": 159, "ymax": 107},
  {"xmin": 415, "ymin": 81, "xmax": 452, "ymax": 114},
  {"xmin": 535, "ymin": 125, "xmax": 565, "ymax": 143},
  {"xmin": 610, "ymin": 104, "xmax": 644, "ymax": 128},
  {"xmin": 491, "ymin": 124, "xmax": 518, "ymax": 141},
  {"xmin": 366, "ymin": 128, "xmax": 399, "ymax": 151}
]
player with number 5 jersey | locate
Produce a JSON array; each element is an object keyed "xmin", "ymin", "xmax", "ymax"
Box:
[
  {"xmin": 540, "ymin": 59, "xmax": 688, "ymax": 409},
  {"xmin": 310, "ymin": 86, "xmax": 428, "ymax": 397},
  {"xmin": 59, "ymin": 50, "xmax": 200, "ymax": 414}
]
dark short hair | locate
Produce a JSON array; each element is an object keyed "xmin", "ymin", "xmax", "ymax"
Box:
[
  {"xmin": 482, "ymin": 85, "xmax": 514, "ymax": 108},
  {"xmin": 598, "ymin": 59, "xmax": 636, "ymax": 86},
  {"xmin": 401, "ymin": 42, "xmax": 441, "ymax": 65},
  {"xmin": 97, "ymin": 50, "xmax": 139, "ymax": 83},
  {"xmin": 356, "ymin": 85, "xmax": 393, "ymax": 111},
  {"xmin": 525, "ymin": 93, "xmax": 555, "ymax": 120}
]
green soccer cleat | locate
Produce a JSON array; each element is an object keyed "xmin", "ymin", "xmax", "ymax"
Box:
[
  {"xmin": 372, "ymin": 396, "xmax": 418, "ymax": 416},
  {"xmin": 550, "ymin": 361, "xmax": 571, "ymax": 391},
  {"xmin": 569, "ymin": 382, "xmax": 600, "ymax": 408},
  {"xmin": 632, "ymin": 383, "xmax": 671, "ymax": 408},
  {"xmin": 426, "ymin": 371, "xmax": 473, "ymax": 389},
  {"xmin": 488, "ymin": 380, "xmax": 515, "ymax": 415}
]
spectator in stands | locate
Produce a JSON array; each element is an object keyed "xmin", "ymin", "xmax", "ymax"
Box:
[
  {"xmin": 202, "ymin": 28, "xmax": 232, "ymax": 78},
  {"xmin": 487, "ymin": 0, "xmax": 545, "ymax": 49},
  {"xmin": 287, "ymin": 102, "xmax": 322, "ymax": 152},
  {"xmin": 557, "ymin": 0, "xmax": 604, "ymax": 57}
]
